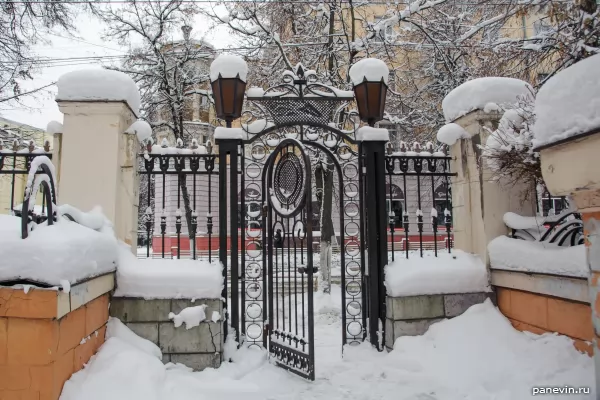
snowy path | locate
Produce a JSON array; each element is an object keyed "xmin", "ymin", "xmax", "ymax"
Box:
[{"xmin": 61, "ymin": 286, "xmax": 594, "ymax": 400}]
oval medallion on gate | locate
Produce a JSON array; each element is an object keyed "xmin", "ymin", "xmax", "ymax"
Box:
[{"xmin": 267, "ymin": 139, "xmax": 309, "ymax": 218}]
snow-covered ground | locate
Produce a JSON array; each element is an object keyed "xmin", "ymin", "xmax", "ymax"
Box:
[{"xmin": 61, "ymin": 285, "xmax": 593, "ymax": 400}]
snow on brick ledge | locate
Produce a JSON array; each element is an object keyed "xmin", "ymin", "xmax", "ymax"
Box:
[
  {"xmin": 114, "ymin": 244, "xmax": 223, "ymax": 299},
  {"xmin": 349, "ymin": 58, "xmax": 389, "ymax": 86},
  {"xmin": 356, "ymin": 126, "xmax": 389, "ymax": 141},
  {"xmin": 56, "ymin": 69, "xmax": 141, "ymax": 115},
  {"xmin": 437, "ymin": 123, "xmax": 469, "ymax": 146},
  {"xmin": 488, "ymin": 235, "xmax": 587, "ymax": 278},
  {"xmin": 210, "ymin": 54, "xmax": 248, "ymax": 82},
  {"xmin": 533, "ymin": 54, "xmax": 600, "ymax": 148},
  {"xmin": 0, "ymin": 214, "xmax": 117, "ymax": 286},
  {"xmin": 442, "ymin": 77, "xmax": 533, "ymax": 123},
  {"xmin": 384, "ymin": 250, "xmax": 490, "ymax": 297}
]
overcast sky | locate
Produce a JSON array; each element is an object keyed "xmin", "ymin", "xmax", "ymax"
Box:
[{"xmin": 2, "ymin": 10, "xmax": 235, "ymax": 130}]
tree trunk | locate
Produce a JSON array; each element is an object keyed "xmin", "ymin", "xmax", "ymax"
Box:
[{"xmin": 316, "ymin": 160, "xmax": 335, "ymax": 293}]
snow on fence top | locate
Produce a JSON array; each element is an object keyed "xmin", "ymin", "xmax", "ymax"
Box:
[
  {"xmin": 46, "ymin": 120, "xmax": 63, "ymax": 135},
  {"xmin": 210, "ymin": 54, "xmax": 248, "ymax": 82},
  {"xmin": 348, "ymin": 58, "xmax": 389, "ymax": 86},
  {"xmin": 532, "ymin": 54, "xmax": 600, "ymax": 148},
  {"xmin": 125, "ymin": 120, "xmax": 152, "ymax": 143},
  {"xmin": 114, "ymin": 244, "xmax": 223, "ymax": 299},
  {"xmin": 384, "ymin": 250, "xmax": 490, "ymax": 297},
  {"xmin": 437, "ymin": 123, "xmax": 469, "ymax": 145},
  {"xmin": 0, "ymin": 213, "xmax": 118, "ymax": 286},
  {"xmin": 214, "ymin": 126, "xmax": 247, "ymax": 140},
  {"xmin": 442, "ymin": 77, "xmax": 533, "ymax": 122},
  {"xmin": 56, "ymin": 69, "xmax": 141, "ymax": 115},
  {"xmin": 356, "ymin": 126, "xmax": 389, "ymax": 141},
  {"xmin": 488, "ymin": 235, "xmax": 586, "ymax": 278}
]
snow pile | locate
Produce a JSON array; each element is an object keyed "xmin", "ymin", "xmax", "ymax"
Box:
[
  {"xmin": 436, "ymin": 123, "xmax": 469, "ymax": 145},
  {"xmin": 125, "ymin": 120, "xmax": 152, "ymax": 143},
  {"xmin": 106, "ymin": 317, "xmax": 162, "ymax": 359},
  {"xmin": 488, "ymin": 236, "xmax": 587, "ymax": 278},
  {"xmin": 0, "ymin": 213, "xmax": 118, "ymax": 286},
  {"xmin": 355, "ymin": 126, "xmax": 389, "ymax": 141},
  {"xmin": 533, "ymin": 54, "xmax": 600, "ymax": 148},
  {"xmin": 214, "ymin": 127, "xmax": 247, "ymax": 140},
  {"xmin": 210, "ymin": 54, "xmax": 248, "ymax": 82},
  {"xmin": 46, "ymin": 120, "xmax": 63, "ymax": 135},
  {"xmin": 385, "ymin": 250, "xmax": 490, "ymax": 296},
  {"xmin": 60, "ymin": 298, "xmax": 594, "ymax": 400},
  {"xmin": 442, "ymin": 77, "xmax": 533, "ymax": 122},
  {"xmin": 114, "ymin": 244, "xmax": 223, "ymax": 299},
  {"xmin": 169, "ymin": 305, "xmax": 208, "ymax": 329},
  {"xmin": 246, "ymin": 87, "xmax": 265, "ymax": 97},
  {"xmin": 503, "ymin": 211, "xmax": 545, "ymax": 230},
  {"xmin": 349, "ymin": 58, "xmax": 389, "ymax": 86},
  {"xmin": 56, "ymin": 69, "xmax": 141, "ymax": 115}
]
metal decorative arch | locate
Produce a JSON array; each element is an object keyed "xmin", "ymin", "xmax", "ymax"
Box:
[
  {"xmin": 21, "ymin": 160, "xmax": 57, "ymax": 239},
  {"xmin": 236, "ymin": 65, "xmax": 367, "ymax": 363}
]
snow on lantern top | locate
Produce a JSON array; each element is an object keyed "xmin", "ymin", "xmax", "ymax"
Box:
[
  {"xmin": 442, "ymin": 77, "xmax": 532, "ymax": 123},
  {"xmin": 210, "ymin": 54, "xmax": 248, "ymax": 82},
  {"xmin": 349, "ymin": 58, "xmax": 389, "ymax": 86},
  {"xmin": 56, "ymin": 69, "xmax": 141, "ymax": 115},
  {"xmin": 532, "ymin": 54, "xmax": 600, "ymax": 149}
]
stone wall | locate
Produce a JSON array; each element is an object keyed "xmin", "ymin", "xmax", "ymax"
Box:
[
  {"xmin": 492, "ymin": 269, "xmax": 593, "ymax": 355},
  {"xmin": 385, "ymin": 292, "xmax": 494, "ymax": 351},
  {"xmin": 0, "ymin": 274, "xmax": 114, "ymax": 400},
  {"xmin": 110, "ymin": 297, "xmax": 223, "ymax": 370}
]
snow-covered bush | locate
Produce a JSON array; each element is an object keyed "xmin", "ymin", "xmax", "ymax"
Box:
[{"xmin": 480, "ymin": 94, "xmax": 542, "ymax": 200}]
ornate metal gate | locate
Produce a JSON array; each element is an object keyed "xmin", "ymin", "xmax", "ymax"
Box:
[{"xmin": 264, "ymin": 138, "xmax": 316, "ymax": 380}]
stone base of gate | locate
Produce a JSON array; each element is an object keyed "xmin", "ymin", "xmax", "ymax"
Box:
[
  {"xmin": 384, "ymin": 292, "xmax": 495, "ymax": 351},
  {"xmin": 110, "ymin": 298, "xmax": 223, "ymax": 370}
]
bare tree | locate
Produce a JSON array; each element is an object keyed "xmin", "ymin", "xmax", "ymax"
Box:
[{"xmin": 99, "ymin": 0, "xmax": 212, "ymax": 237}]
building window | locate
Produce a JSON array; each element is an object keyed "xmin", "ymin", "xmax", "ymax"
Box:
[
  {"xmin": 201, "ymin": 95, "xmax": 208, "ymax": 107},
  {"xmin": 533, "ymin": 19, "xmax": 552, "ymax": 36},
  {"xmin": 379, "ymin": 123, "xmax": 399, "ymax": 150},
  {"xmin": 541, "ymin": 197, "xmax": 567, "ymax": 217},
  {"xmin": 388, "ymin": 71, "xmax": 396, "ymax": 91},
  {"xmin": 386, "ymin": 184, "xmax": 404, "ymax": 226},
  {"xmin": 434, "ymin": 183, "xmax": 452, "ymax": 226}
]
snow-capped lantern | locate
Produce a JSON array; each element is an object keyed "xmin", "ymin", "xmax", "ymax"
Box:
[
  {"xmin": 348, "ymin": 58, "xmax": 389, "ymax": 126},
  {"xmin": 210, "ymin": 54, "xmax": 248, "ymax": 126}
]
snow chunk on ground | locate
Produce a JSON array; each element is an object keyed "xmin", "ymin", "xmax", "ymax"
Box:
[
  {"xmin": 437, "ymin": 123, "xmax": 469, "ymax": 145},
  {"xmin": 210, "ymin": 54, "xmax": 248, "ymax": 82},
  {"xmin": 214, "ymin": 127, "xmax": 247, "ymax": 140},
  {"xmin": 349, "ymin": 58, "xmax": 389, "ymax": 86},
  {"xmin": 125, "ymin": 120, "xmax": 152, "ymax": 143},
  {"xmin": 46, "ymin": 120, "xmax": 63, "ymax": 135},
  {"xmin": 533, "ymin": 54, "xmax": 600, "ymax": 148},
  {"xmin": 56, "ymin": 69, "xmax": 141, "ymax": 115},
  {"xmin": 385, "ymin": 250, "xmax": 490, "ymax": 296},
  {"xmin": 488, "ymin": 235, "xmax": 587, "ymax": 278},
  {"xmin": 442, "ymin": 77, "xmax": 533, "ymax": 122},
  {"xmin": 0, "ymin": 214, "xmax": 117, "ymax": 286},
  {"xmin": 114, "ymin": 244, "xmax": 223, "ymax": 299},
  {"xmin": 169, "ymin": 305, "xmax": 208, "ymax": 329},
  {"xmin": 355, "ymin": 126, "xmax": 389, "ymax": 141},
  {"xmin": 106, "ymin": 317, "xmax": 162, "ymax": 359}
]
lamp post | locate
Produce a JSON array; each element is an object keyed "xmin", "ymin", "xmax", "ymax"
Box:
[
  {"xmin": 350, "ymin": 58, "xmax": 389, "ymax": 127},
  {"xmin": 209, "ymin": 54, "xmax": 248, "ymax": 128}
]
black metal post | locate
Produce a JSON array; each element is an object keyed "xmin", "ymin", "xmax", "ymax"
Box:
[
  {"xmin": 217, "ymin": 131, "xmax": 240, "ymax": 347},
  {"xmin": 362, "ymin": 139, "xmax": 388, "ymax": 351}
]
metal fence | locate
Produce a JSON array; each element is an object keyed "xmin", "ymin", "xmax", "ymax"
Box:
[{"xmin": 384, "ymin": 142, "xmax": 455, "ymax": 261}]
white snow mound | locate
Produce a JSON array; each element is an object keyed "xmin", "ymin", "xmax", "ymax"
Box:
[
  {"xmin": 356, "ymin": 126, "xmax": 389, "ymax": 141},
  {"xmin": 349, "ymin": 58, "xmax": 389, "ymax": 86},
  {"xmin": 533, "ymin": 54, "xmax": 600, "ymax": 148},
  {"xmin": 46, "ymin": 120, "xmax": 63, "ymax": 135},
  {"xmin": 442, "ymin": 77, "xmax": 532, "ymax": 122},
  {"xmin": 125, "ymin": 120, "xmax": 152, "ymax": 143},
  {"xmin": 106, "ymin": 317, "xmax": 162, "ymax": 359},
  {"xmin": 56, "ymin": 69, "xmax": 141, "ymax": 115},
  {"xmin": 169, "ymin": 305, "xmax": 208, "ymax": 329},
  {"xmin": 210, "ymin": 54, "xmax": 248, "ymax": 82},
  {"xmin": 385, "ymin": 250, "xmax": 490, "ymax": 296},
  {"xmin": 114, "ymin": 243, "xmax": 223, "ymax": 299},
  {"xmin": 437, "ymin": 123, "xmax": 469, "ymax": 145}
]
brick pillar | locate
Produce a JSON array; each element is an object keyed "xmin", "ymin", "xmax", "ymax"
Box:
[{"xmin": 571, "ymin": 189, "xmax": 600, "ymax": 389}]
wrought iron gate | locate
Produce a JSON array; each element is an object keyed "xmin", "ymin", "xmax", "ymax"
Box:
[{"xmin": 264, "ymin": 138, "xmax": 316, "ymax": 380}]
